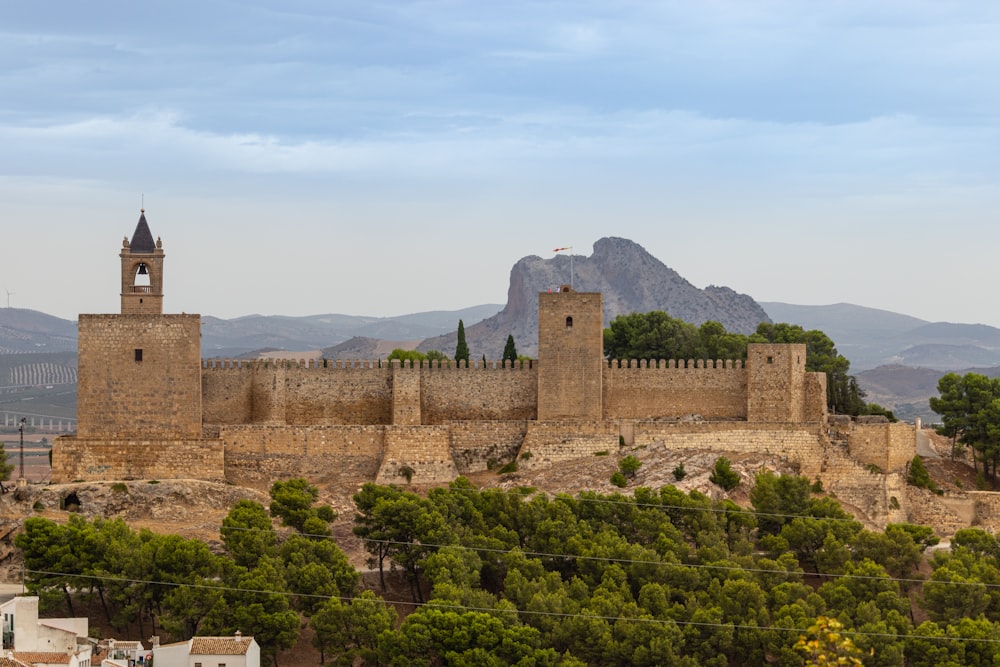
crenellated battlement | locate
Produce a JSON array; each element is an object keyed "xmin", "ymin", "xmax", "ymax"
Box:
[
  {"xmin": 605, "ymin": 358, "xmax": 746, "ymax": 369},
  {"xmin": 201, "ymin": 357, "xmax": 536, "ymax": 370}
]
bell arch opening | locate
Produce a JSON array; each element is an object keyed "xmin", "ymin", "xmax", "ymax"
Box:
[{"xmin": 133, "ymin": 263, "xmax": 151, "ymax": 290}]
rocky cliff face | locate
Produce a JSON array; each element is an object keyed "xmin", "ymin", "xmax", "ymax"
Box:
[{"xmin": 419, "ymin": 237, "xmax": 771, "ymax": 358}]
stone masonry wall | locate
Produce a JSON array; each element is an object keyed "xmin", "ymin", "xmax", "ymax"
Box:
[
  {"xmin": 848, "ymin": 422, "xmax": 916, "ymax": 473},
  {"xmin": 203, "ymin": 360, "xmax": 537, "ymax": 426},
  {"xmin": 518, "ymin": 421, "xmax": 624, "ymax": 470},
  {"xmin": 77, "ymin": 315, "xmax": 202, "ymax": 438},
  {"xmin": 633, "ymin": 421, "xmax": 828, "ymax": 476},
  {"xmin": 602, "ymin": 360, "xmax": 747, "ymax": 419},
  {"xmin": 420, "ymin": 363, "xmax": 537, "ymax": 423},
  {"xmin": 376, "ymin": 426, "xmax": 457, "ymax": 485},
  {"xmin": 221, "ymin": 424, "xmax": 385, "ymax": 491},
  {"xmin": 971, "ymin": 492, "xmax": 1000, "ymax": 533},
  {"xmin": 202, "ymin": 360, "xmax": 254, "ymax": 423},
  {"xmin": 804, "ymin": 372, "xmax": 828, "ymax": 423},
  {"xmin": 53, "ymin": 437, "xmax": 224, "ymax": 482},
  {"xmin": 202, "ymin": 360, "xmax": 394, "ymax": 425},
  {"xmin": 448, "ymin": 420, "xmax": 528, "ymax": 474}
]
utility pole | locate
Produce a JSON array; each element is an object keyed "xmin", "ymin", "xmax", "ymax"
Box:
[{"xmin": 18, "ymin": 417, "xmax": 25, "ymax": 486}]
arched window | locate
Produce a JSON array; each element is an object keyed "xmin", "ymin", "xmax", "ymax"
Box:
[{"xmin": 566, "ymin": 316, "xmax": 573, "ymax": 329}]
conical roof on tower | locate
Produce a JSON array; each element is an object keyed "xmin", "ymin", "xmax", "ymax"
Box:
[{"xmin": 130, "ymin": 209, "xmax": 156, "ymax": 253}]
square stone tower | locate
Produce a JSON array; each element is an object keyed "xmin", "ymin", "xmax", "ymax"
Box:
[
  {"xmin": 537, "ymin": 286, "xmax": 604, "ymax": 420},
  {"xmin": 746, "ymin": 343, "xmax": 807, "ymax": 422},
  {"xmin": 54, "ymin": 211, "xmax": 221, "ymax": 484},
  {"xmin": 76, "ymin": 211, "xmax": 203, "ymax": 439}
]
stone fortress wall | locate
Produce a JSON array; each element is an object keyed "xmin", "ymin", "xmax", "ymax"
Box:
[{"xmin": 54, "ymin": 217, "xmax": 927, "ymax": 531}]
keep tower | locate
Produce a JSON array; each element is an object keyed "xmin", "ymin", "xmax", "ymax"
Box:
[
  {"xmin": 120, "ymin": 209, "xmax": 164, "ymax": 315},
  {"xmin": 53, "ymin": 211, "xmax": 222, "ymax": 483},
  {"xmin": 537, "ymin": 286, "xmax": 604, "ymax": 420}
]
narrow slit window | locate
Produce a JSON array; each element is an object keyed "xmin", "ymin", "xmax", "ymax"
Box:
[
  {"xmin": 135, "ymin": 348, "xmax": 143, "ymax": 362},
  {"xmin": 566, "ymin": 316, "xmax": 573, "ymax": 328},
  {"xmin": 766, "ymin": 355, "xmax": 773, "ymax": 364}
]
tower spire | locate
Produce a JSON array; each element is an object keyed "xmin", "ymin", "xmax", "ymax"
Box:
[{"xmin": 120, "ymin": 209, "xmax": 165, "ymax": 314}]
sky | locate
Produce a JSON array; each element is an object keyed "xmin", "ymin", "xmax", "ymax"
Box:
[{"xmin": 1, "ymin": 1, "xmax": 999, "ymax": 325}]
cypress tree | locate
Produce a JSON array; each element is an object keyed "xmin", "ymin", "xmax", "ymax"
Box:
[
  {"xmin": 502, "ymin": 334, "xmax": 518, "ymax": 365},
  {"xmin": 454, "ymin": 319, "xmax": 470, "ymax": 364}
]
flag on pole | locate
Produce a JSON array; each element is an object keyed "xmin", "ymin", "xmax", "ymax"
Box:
[{"xmin": 553, "ymin": 246, "xmax": 571, "ymax": 252}]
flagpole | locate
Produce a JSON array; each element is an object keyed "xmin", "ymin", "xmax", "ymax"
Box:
[{"xmin": 553, "ymin": 246, "xmax": 573, "ymax": 289}]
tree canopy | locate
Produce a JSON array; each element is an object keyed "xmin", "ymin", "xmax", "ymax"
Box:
[
  {"xmin": 930, "ymin": 372, "xmax": 1000, "ymax": 484},
  {"xmin": 502, "ymin": 334, "xmax": 518, "ymax": 364},
  {"xmin": 19, "ymin": 473, "xmax": 1000, "ymax": 665},
  {"xmin": 455, "ymin": 319, "xmax": 470, "ymax": 364}
]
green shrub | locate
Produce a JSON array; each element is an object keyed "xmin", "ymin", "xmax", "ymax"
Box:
[
  {"xmin": 147, "ymin": 480, "xmax": 159, "ymax": 484},
  {"xmin": 709, "ymin": 457, "xmax": 740, "ymax": 491},
  {"xmin": 619, "ymin": 455, "xmax": 641, "ymax": 479},
  {"xmin": 889, "ymin": 496, "xmax": 900, "ymax": 510},
  {"xmin": 32, "ymin": 501, "xmax": 44, "ymax": 512},
  {"xmin": 594, "ymin": 450, "xmax": 609, "ymax": 457},
  {"xmin": 519, "ymin": 451, "xmax": 533, "ymax": 460},
  {"xmin": 498, "ymin": 461, "xmax": 518, "ymax": 474},
  {"xmin": 619, "ymin": 435, "xmax": 626, "ymax": 446},
  {"xmin": 811, "ymin": 478, "xmax": 824, "ymax": 493},
  {"xmin": 110, "ymin": 482, "xmax": 128, "ymax": 494},
  {"xmin": 672, "ymin": 464, "xmax": 687, "ymax": 481},
  {"xmin": 399, "ymin": 465, "xmax": 415, "ymax": 483},
  {"xmin": 610, "ymin": 471, "xmax": 627, "ymax": 488},
  {"xmin": 907, "ymin": 456, "xmax": 938, "ymax": 493}
]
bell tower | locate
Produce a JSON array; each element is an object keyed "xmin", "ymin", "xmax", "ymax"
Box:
[{"xmin": 120, "ymin": 209, "xmax": 164, "ymax": 315}]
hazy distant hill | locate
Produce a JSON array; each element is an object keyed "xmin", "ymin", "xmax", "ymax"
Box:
[
  {"xmin": 761, "ymin": 302, "xmax": 1000, "ymax": 372},
  {"xmin": 200, "ymin": 304, "xmax": 503, "ymax": 358},
  {"xmin": 761, "ymin": 302, "xmax": 1000, "ymax": 422},
  {"xmin": 420, "ymin": 237, "xmax": 771, "ymax": 359},
  {"xmin": 0, "ymin": 308, "xmax": 77, "ymax": 354}
]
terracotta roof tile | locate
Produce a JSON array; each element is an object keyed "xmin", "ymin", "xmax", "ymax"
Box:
[
  {"xmin": 10, "ymin": 652, "xmax": 71, "ymax": 665},
  {"xmin": 190, "ymin": 636, "xmax": 254, "ymax": 655},
  {"xmin": 0, "ymin": 657, "xmax": 33, "ymax": 667}
]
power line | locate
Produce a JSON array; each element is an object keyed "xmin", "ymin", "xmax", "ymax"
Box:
[
  {"xmin": 216, "ymin": 524, "xmax": 974, "ymax": 594},
  {"xmin": 21, "ymin": 568, "xmax": 1000, "ymax": 647}
]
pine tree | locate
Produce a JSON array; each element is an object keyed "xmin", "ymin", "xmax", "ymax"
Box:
[
  {"xmin": 454, "ymin": 319, "xmax": 470, "ymax": 364},
  {"xmin": 502, "ymin": 334, "xmax": 518, "ymax": 365}
]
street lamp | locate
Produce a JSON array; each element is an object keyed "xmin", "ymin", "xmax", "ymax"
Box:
[{"xmin": 18, "ymin": 418, "xmax": 25, "ymax": 483}]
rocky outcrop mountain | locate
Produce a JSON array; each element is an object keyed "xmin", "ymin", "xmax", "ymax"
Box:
[{"xmin": 419, "ymin": 237, "xmax": 771, "ymax": 358}]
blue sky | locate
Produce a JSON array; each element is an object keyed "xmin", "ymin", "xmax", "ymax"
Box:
[{"xmin": 2, "ymin": 1, "xmax": 999, "ymax": 327}]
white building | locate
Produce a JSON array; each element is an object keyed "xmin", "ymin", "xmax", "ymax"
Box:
[
  {"xmin": 0, "ymin": 596, "xmax": 91, "ymax": 667},
  {"xmin": 100, "ymin": 639, "xmax": 146, "ymax": 666},
  {"xmin": 151, "ymin": 634, "xmax": 258, "ymax": 667}
]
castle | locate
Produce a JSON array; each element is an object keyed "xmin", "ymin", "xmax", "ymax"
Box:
[{"xmin": 54, "ymin": 213, "xmax": 917, "ymax": 526}]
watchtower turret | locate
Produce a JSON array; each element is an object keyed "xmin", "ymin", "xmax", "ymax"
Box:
[{"xmin": 120, "ymin": 209, "xmax": 164, "ymax": 315}]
